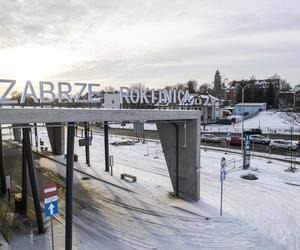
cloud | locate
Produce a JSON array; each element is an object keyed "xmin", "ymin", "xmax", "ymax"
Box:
[{"xmin": 0, "ymin": 0, "xmax": 299, "ymax": 88}]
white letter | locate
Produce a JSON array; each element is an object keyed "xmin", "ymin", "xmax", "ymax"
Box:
[
  {"xmin": 130, "ymin": 88, "xmax": 140, "ymax": 104},
  {"xmin": 151, "ymin": 89, "xmax": 155, "ymax": 104},
  {"xmin": 58, "ymin": 82, "xmax": 72, "ymax": 103},
  {"xmin": 173, "ymin": 89, "xmax": 177, "ymax": 103},
  {"xmin": 120, "ymin": 87, "xmax": 130, "ymax": 104},
  {"xmin": 0, "ymin": 79, "xmax": 17, "ymax": 104},
  {"xmin": 88, "ymin": 83, "xmax": 100, "ymax": 103},
  {"xmin": 158, "ymin": 89, "xmax": 166, "ymax": 104},
  {"xmin": 39, "ymin": 81, "xmax": 55, "ymax": 103},
  {"xmin": 74, "ymin": 83, "xmax": 87, "ymax": 103},
  {"xmin": 21, "ymin": 81, "xmax": 39, "ymax": 104},
  {"xmin": 164, "ymin": 89, "xmax": 173, "ymax": 104},
  {"xmin": 177, "ymin": 89, "xmax": 185, "ymax": 103},
  {"xmin": 140, "ymin": 89, "xmax": 149, "ymax": 104}
]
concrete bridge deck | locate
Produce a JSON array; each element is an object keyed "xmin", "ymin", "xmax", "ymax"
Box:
[{"xmin": 0, "ymin": 107, "xmax": 200, "ymax": 124}]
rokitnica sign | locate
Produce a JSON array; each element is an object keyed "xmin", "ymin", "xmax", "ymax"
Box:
[
  {"xmin": 0, "ymin": 79, "xmax": 190, "ymax": 105},
  {"xmin": 119, "ymin": 87, "xmax": 190, "ymax": 105}
]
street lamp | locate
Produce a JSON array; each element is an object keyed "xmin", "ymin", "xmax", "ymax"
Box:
[{"xmin": 235, "ymin": 83, "xmax": 250, "ymax": 154}]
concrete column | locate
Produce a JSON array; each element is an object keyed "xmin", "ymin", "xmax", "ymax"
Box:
[
  {"xmin": 0, "ymin": 125, "xmax": 7, "ymax": 194},
  {"xmin": 12, "ymin": 125, "xmax": 22, "ymax": 142},
  {"xmin": 46, "ymin": 123, "xmax": 65, "ymax": 155},
  {"xmin": 157, "ymin": 119, "xmax": 200, "ymax": 201}
]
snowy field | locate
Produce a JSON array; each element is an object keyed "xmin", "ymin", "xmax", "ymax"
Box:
[
  {"xmin": 205, "ymin": 111, "xmax": 300, "ymax": 134},
  {"xmin": 21, "ymin": 130, "xmax": 300, "ymax": 250}
]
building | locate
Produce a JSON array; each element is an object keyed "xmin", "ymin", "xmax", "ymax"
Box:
[
  {"xmin": 235, "ymin": 103, "xmax": 266, "ymax": 116},
  {"xmin": 179, "ymin": 94, "xmax": 220, "ymax": 124},
  {"xmin": 228, "ymin": 78, "xmax": 280, "ymax": 106},
  {"xmin": 213, "ymin": 70, "xmax": 224, "ymax": 99}
]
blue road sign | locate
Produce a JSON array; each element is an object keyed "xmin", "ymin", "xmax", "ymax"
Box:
[
  {"xmin": 220, "ymin": 169, "xmax": 227, "ymax": 182},
  {"xmin": 45, "ymin": 196, "xmax": 58, "ymax": 218},
  {"xmin": 246, "ymin": 135, "xmax": 250, "ymax": 149}
]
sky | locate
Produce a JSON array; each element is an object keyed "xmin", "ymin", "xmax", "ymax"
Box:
[{"xmin": 0, "ymin": 0, "xmax": 300, "ymax": 91}]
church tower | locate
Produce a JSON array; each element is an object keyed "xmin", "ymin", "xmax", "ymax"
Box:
[{"xmin": 214, "ymin": 70, "xmax": 222, "ymax": 99}]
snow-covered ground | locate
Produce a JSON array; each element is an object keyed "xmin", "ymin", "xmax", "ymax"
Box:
[
  {"xmin": 205, "ymin": 111, "xmax": 300, "ymax": 134},
  {"xmin": 21, "ymin": 130, "xmax": 300, "ymax": 249},
  {"xmin": 110, "ymin": 123, "xmax": 157, "ymax": 130}
]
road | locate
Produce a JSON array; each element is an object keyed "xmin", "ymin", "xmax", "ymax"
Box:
[{"xmin": 89, "ymin": 125, "xmax": 300, "ymax": 157}]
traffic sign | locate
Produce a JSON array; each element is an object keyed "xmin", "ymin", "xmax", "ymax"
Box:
[
  {"xmin": 226, "ymin": 132, "xmax": 231, "ymax": 140},
  {"xmin": 220, "ymin": 169, "xmax": 227, "ymax": 182},
  {"xmin": 79, "ymin": 137, "xmax": 92, "ymax": 147},
  {"xmin": 44, "ymin": 183, "xmax": 57, "ymax": 198},
  {"xmin": 45, "ymin": 195, "xmax": 58, "ymax": 218},
  {"xmin": 245, "ymin": 135, "xmax": 250, "ymax": 149}
]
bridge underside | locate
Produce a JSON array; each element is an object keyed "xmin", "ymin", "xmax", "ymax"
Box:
[
  {"xmin": 0, "ymin": 108, "xmax": 201, "ymax": 200},
  {"xmin": 0, "ymin": 107, "xmax": 201, "ymax": 247}
]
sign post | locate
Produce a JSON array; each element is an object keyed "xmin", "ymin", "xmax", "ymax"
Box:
[
  {"xmin": 44, "ymin": 184, "xmax": 58, "ymax": 250},
  {"xmin": 225, "ymin": 131, "xmax": 231, "ymax": 154},
  {"xmin": 109, "ymin": 155, "xmax": 114, "ymax": 176},
  {"xmin": 243, "ymin": 135, "xmax": 250, "ymax": 169},
  {"xmin": 220, "ymin": 157, "xmax": 227, "ymax": 216}
]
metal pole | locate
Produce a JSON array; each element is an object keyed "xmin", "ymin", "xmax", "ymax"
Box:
[
  {"xmin": 65, "ymin": 122, "xmax": 75, "ymax": 250},
  {"xmin": 51, "ymin": 217, "xmax": 55, "ymax": 250},
  {"xmin": 0, "ymin": 125, "xmax": 7, "ymax": 195},
  {"xmin": 21, "ymin": 138, "xmax": 27, "ymax": 213},
  {"xmin": 23, "ymin": 127, "xmax": 44, "ymax": 234},
  {"xmin": 220, "ymin": 179, "xmax": 223, "ymax": 215},
  {"xmin": 175, "ymin": 124, "xmax": 179, "ymax": 197},
  {"xmin": 241, "ymin": 88, "xmax": 245, "ymax": 155},
  {"xmin": 290, "ymin": 127, "xmax": 293, "ymax": 170},
  {"xmin": 84, "ymin": 122, "xmax": 90, "ymax": 166},
  {"xmin": 34, "ymin": 123, "xmax": 38, "ymax": 147},
  {"xmin": 104, "ymin": 121, "xmax": 109, "ymax": 172}
]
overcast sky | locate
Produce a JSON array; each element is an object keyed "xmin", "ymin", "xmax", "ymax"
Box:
[{"xmin": 0, "ymin": 0, "xmax": 299, "ymax": 90}]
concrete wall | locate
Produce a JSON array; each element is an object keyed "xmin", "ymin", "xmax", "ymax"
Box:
[
  {"xmin": 46, "ymin": 123, "xmax": 65, "ymax": 155},
  {"xmin": 157, "ymin": 119, "xmax": 200, "ymax": 200}
]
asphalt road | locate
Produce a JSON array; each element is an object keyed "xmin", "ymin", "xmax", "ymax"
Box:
[{"xmin": 89, "ymin": 126, "xmax": 300, "ymax": 157}]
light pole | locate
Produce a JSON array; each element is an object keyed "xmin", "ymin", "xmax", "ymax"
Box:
[
  {"xmin": 235, "ymin": 83, "xmax": 249, "ymax": 154},
  {"xmin": 290, "ymin": 126, "xmax": 293, "ymax": 171}
]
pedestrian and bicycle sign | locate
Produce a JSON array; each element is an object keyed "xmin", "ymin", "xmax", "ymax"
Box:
[{"xmin": 45, "ymin": 196, "xmax": 58, "ymax": 217}]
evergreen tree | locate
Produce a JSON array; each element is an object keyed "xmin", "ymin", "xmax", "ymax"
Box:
[{"xmin": 266, "ymin": 84, "xmax": 275, "ymax": 108}]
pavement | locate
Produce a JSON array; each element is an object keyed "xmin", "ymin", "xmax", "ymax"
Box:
[{"xmin": 0, "ymin": 232, "xmax": 9, "ymax": 250}]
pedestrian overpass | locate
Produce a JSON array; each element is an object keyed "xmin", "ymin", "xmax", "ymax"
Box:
[{"xmin": 0, "ymin": 107, "xmax": 201, "ymax": 249}]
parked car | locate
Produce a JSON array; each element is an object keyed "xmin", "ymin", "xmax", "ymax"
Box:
[
  {"xmin": 269, "ymin": 139, "xmax": 298, "ymax": 151},
  {"xmin": 229, "ymin": 136, "xmax": 242, "ymax": 145},
  {"xmin": 244, "ymin": 128, "xmax": 262, "ymax": 135},
  {"xmin": 201, "ymin": 134, "xmax": 221, "ymax": 143},
  {"xmin": 249, "ymin": 134, "xmax": 270, "ymax": 144}
]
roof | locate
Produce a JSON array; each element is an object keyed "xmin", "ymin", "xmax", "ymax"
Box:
[{"xmin": 235, "ymin": 103, "xmax": 266, "ymax": 106}]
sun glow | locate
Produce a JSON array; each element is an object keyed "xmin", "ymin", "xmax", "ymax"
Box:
[{"xmin": 0, "ymin": 46, "xmax": 74, "ymax": 91}]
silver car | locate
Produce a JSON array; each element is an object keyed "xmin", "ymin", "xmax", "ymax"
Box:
[
  {"xmin": 201, "ymin": 134, "xmax": 221, "ymax": 143},
  {"xmin": 269, "ymin": 139, "xmax": 298, "ymax": 151},
  {"xmin": 249, "ymin": 134, "xmax": 270, "ymax": 144}
]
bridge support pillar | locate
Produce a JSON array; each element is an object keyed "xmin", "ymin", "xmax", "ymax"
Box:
[
  {"xmin": 46, "ymin": 123, "xmax": 65, "ymax": 155},
  {"xmin": 157, "ymin": 119, "xmax": 201, "ymax": 201}
]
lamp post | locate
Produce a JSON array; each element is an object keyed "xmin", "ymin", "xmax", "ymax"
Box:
[
  {"xmin": 235, "ymin": 83, "xmax": 249, "ymax": 154},
  {"xmin": 290, "ymin": 126, "xmax": 293, "ymax": 171}
]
